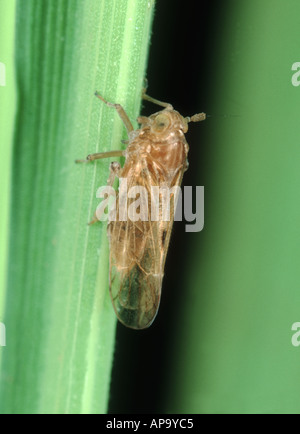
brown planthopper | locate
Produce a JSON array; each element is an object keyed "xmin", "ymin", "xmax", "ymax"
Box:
[{"xmin": 77, "ymin": 85, "xmax": 206, "ymax": 330}]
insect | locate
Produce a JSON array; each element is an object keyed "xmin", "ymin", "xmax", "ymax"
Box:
[{"xmin": 77, "ymin": 86, "xmax": 206, "ymax": 329}]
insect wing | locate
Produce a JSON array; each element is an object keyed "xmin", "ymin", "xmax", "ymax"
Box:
[
  {"xmin": 109, "ymin": 223, "xmax": 162, "ymax": 329},
  {"xmin": 108, "ymin": 159, "xmax": 184, "ymax": 329}
]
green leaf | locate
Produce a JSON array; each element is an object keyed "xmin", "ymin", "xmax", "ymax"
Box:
[
  {"xmin": 0, "ymin": 1, "xmax": 16, "ymax": 315},
  {"xmin": 0, "ymin": 0, "xmax": 155, "ymax": 414},
  {"xmin": 0, "ymin": 0, "xmax": 16, "ymax": 369}
]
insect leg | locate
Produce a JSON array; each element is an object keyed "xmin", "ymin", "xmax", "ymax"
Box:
[
  {"xmin": 75, "ymin": 150, "xmax": 124, "ymax": 164},
  {"xmin": 88, "ymin": 161, "xmax": 122, "ymax": 225},
  {"xmin": 76, "ymin": 92, "xmax": 132, "ymax": 163},
  {"xmin": 142, "ymin": 92, "xmax": 173, "ymax": 110},
  {"xmin": 95, "ymin": 91, "xmax": 134, "ymax": 134},
  {"xmin": 141, "ymin": 80, "xmax": 173, "ymax": 110},
  {"xmin": 107, "ymin": 161, "xmax": 122, "ymax": 186}
]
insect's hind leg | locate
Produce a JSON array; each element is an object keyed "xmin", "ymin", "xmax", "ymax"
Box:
[
  {"xmin": 88, "ymin": 161, "xmax": 122, "ymax": 225},
  {"xmin": 107, "ymin": 161, "xmax": 122, "ymax": 186}
]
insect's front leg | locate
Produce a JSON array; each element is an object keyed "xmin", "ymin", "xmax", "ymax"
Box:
[
  {"xmin": 141, "ymin": 79, "xmax": 173, "ymax": 110},
  {"xmin": 94, "ymin": 92, "xmax": 134, "ymax": 135},
  {"xmin": 76, "ymin": 91, "xmax": 131, "ymax": 164},
  {"xmin": 88, "ymin": 161, "xmax": 122, "ymax": 225}
]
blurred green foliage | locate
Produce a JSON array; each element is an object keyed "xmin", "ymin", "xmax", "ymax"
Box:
[{"xmin": 168, "ymin": 0, "xmax": 300, "ymax": 415}]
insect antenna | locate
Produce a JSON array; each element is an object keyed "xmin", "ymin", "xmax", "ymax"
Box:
[
  {"xmin": 185, "ymin": 113, "xmax": 206, "ymax": 123},
  {"xmin": 205, "ymin": 113, "xmax": 241, "ymax": 118}
]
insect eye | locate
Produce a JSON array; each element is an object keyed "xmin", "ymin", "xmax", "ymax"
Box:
[{"xmin": 154, "ymin": 114, "xmax": 170, "ymax": 131}]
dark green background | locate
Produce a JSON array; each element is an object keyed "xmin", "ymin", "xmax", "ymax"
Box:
[{"xmin": 109, "ymin": 0, "xmax": 300, "ymax": 414}]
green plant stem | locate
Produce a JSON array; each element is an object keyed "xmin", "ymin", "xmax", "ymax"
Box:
[
  {"xmin": 0, "ymin": 0, "xmax": 16, "ymax": 320},
  {"xmin": 0, "ymin": 0, "xmax": 155, "ymax": 414}
]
